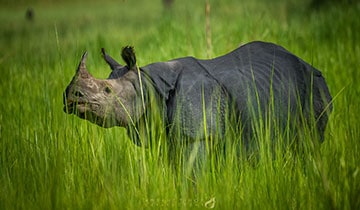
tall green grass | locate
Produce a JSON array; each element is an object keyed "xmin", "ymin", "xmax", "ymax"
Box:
[{"xmin": 0, "ymin": 0, "xmax": 359, "ymax": 209}]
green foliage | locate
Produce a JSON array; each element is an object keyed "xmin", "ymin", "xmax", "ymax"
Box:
[{"xmin": 0, "ymin": 0, "xmax": 359, "ymax": 209}]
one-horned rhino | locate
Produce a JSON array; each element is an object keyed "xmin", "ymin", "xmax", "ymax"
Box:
[{"xmin": 63, "ymin": 41, "xmax": 332, "ymax": 155}]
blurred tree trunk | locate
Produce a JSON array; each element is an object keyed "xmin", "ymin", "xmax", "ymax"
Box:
[
  {"xmin": 163, "ymin": 0, "xmax": 174, "ymax": 9},
  {"xmin": 311, "ymin": 0, "xmax": 358, "ymax": 8}
]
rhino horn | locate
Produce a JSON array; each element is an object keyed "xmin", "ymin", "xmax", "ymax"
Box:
[
  {"xmin": 101, "ymin": 48, "xmax": 123, "ymax": 71},
  {"xmin": 79, "ymin": 51, "xmax": 87, "ymax": 69},
  {"xmin": 76, "ymin": 51, "xmax": 92, "ymax": 78}
]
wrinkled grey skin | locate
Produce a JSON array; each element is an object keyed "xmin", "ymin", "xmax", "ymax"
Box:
[
  {"xmin": 64, "ymin": 42, "xmax": 333, "ymax": 159},
  {"xmin": 64, "ymin": 51, "xmax": 144, "ymax": 128}
]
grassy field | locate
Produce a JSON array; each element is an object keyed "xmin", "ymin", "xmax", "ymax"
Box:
[{"xmin": 0, "ymin": 0, "xmax": 359, "ymax": 209}]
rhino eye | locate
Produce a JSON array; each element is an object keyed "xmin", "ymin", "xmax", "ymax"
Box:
[{"xmin": 104, "ymin": 86, "xmax": 112, "ymax": 94}]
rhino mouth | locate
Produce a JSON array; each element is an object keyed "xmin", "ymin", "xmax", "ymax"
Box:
[
  {"xmin": 64, "ymin": 100, "xmax": 100, "ymax": 116},
  {"xmin": 64, "ymin": 101, "xmax": 115, "ymax": 127},
  {"xmin": 64, "ymin": 101, "xmax": 84, "ymax": 114}
]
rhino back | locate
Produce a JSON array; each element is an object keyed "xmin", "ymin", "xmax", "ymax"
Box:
[{"xmin": 199, "ymin": 41, "xmax": 330, "ymax": 126}]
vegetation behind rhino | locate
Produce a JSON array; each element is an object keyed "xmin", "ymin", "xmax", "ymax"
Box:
[{"xmin": 63, "ymin": 41, "xmax": 333, "ymax": 160}]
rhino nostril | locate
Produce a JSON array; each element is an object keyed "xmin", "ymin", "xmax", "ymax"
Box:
[{"xmin": 73, "ymin": 90, "xmax": 84, "ymax": 98}]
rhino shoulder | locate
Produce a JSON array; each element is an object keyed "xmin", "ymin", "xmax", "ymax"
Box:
[{"xmin": 141, "ymin": 59, "xmax": 185, "ymax": 100}]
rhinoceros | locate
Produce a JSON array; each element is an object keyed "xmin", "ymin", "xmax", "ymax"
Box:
[{"xmin": 63, "ymin": 41, "xmax": 332, "ymax": 157}]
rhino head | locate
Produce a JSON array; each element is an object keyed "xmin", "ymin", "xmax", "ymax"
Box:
[{"xmin": 63, "ymin": 47, "xmax": 144, "ymax": 128}]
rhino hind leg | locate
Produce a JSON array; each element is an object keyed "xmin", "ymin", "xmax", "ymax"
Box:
[{"xmin": 313, "ymin": 76, "xmax": 333, "ymax": 142}]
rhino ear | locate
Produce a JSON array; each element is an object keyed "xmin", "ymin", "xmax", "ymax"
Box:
[
  {"xmin": 121, "ymin": 46, "xmax": 137, "ymax": 70},
  {"xmin": 101, "ymin": 48, "xmax": 124, "ymax": 71}
]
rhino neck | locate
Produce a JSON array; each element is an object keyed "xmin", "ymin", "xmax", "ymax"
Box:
[
  {"xmin": 124, "ymin": 69, "xmax": 167, "ymax": 147},
  {"xmin": 108, "ymin": 70, "xmax": 148, "ymax": 127}
]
